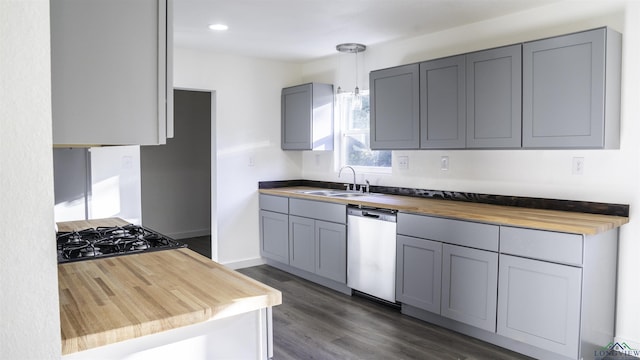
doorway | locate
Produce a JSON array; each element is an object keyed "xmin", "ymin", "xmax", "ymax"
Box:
[{"xmin": 140, "ymin": 89, "xmax": 214, "ymax": 258}]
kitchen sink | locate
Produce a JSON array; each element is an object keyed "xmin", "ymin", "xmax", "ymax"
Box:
[
  {"xmin": 331, "ymin": 192, "xmax": 372, "ymax": 198},
  {"xmin": 295, "ymin": 190, "xmax": 383, "ymax": 198}
]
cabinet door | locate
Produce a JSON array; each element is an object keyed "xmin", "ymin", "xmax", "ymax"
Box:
[
  {"xmin": 441, "ymin": 244, "xmax": 498, "ymax": 332},
  {"xmin": 419, "ymin": 55, "xmax": 466, "ymax": 149},
  {"xmin": 466, "ymin": 45, "xmax": 522, "ymax": 148},
  {"xmin": 315, "ymin": 221, "xmax": 347, "ymax": 283},
  {"xmin": 497, "ymin": 254, "xmax": 582, "ymax": 359},
  {"xmin": 523, "ymin": 28, "xmax": 609, "ymax": 148},
  {"xmin": 51, "ymin": 0, "xmax": 172, "ymax": 145},
  {"xmin": 282, "ymin": 84, "xmax": 313, "ymax": 150},
  {"xmin": 259, "ymin": 210, "xmax": 289, "ymax": 264},
  {"xmin": 288, "ymin": 216, "xmax": 315, "ymax": 273},
  {"xmin": 396, "ymin": 235, "xmax": 442, "ymax": 313},
  {"xmin": 370, "ymin": 64, "xmax": 420, "ymax": 149},
  {"xmin": 281, "ymin": 83, "xmax": 334, "ymax": 151}
]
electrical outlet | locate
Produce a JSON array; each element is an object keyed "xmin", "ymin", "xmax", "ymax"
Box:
[
  {"xmin": 398, "ymin": 156, "xmax": 409, "ymax": 170},
  {"xmin": 248, "ymin": 156, "xmax": 255, "ymax": 167},
  {"xmin": 572, "ymin": 157, "xmax": 584, "ymax": 175},
  {"xmin": 440, "ymin": 156, "xmax": 449, "ymax": 171}
]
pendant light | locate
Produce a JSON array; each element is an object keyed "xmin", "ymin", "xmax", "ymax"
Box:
[{"xmin": 336, "ymin": 43, "xmax": 366, "ymax": 108}]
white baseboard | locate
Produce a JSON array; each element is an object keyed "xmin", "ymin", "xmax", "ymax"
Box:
[
  {"xmin": 222, "ymin": 257, "xmax": 266, "ymax": 270},
  {"xmin": 168, "ymin": 228, "xmax": 211, "ymax": 240}
]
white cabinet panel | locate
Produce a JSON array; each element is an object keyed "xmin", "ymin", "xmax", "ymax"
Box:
[{"xmin": 51, "ymin": 0, "xmax": 173, "ymax": 145}]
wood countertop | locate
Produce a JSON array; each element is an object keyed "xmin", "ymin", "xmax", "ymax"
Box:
[
  {"xmin": 260, "ymin": 187, "xmax": 628, "ymax": 235},
  {"xmin": 58, "ymin": 218, "xmax": 282, "ymax": 355}
]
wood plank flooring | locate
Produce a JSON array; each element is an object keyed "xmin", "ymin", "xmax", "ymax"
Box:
[
  {"xmin": 180, "ymin": 235, "xmax": 211, "ymax": 259},
  {"xmin": 238, "ymin": 265, "xmax": 534, "ymax": 360}
]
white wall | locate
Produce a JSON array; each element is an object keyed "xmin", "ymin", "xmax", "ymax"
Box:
[
  {"xmin": 300, "ymin": 0, "xmax": 640, "ymax": 350},
  {"xmin": 173, "ymin": 0, "xmax": 640, "ymax": 350},
  {"xmin": 0, "ymin": 0, "xmax": 62, "ymax": 358},
  {"xmin": 173, "ymin": 48, "xmax": 303, "ymax": 266}
]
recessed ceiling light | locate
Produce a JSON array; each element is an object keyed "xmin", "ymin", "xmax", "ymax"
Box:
[{"xmin": 208, "ymin": 24, "xmax": 229, "ymax": 31}]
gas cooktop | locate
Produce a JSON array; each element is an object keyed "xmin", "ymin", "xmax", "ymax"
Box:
[{"xmin": 56, "ymin": 224, "xmax": 187, "ymax": 263}]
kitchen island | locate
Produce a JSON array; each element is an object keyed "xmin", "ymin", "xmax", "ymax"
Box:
[{"xmin": 58, "ymin": 218, "xmax": 281, "ymax": 360}]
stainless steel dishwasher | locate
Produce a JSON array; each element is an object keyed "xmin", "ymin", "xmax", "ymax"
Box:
[{"xmin": 347, "ymin": 206, "xmax": 397, "ymax": 303}]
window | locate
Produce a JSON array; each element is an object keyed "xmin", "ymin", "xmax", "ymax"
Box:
[{"xmin": 337, "ymin": 91, "xmax": 391, "ymax": 171}]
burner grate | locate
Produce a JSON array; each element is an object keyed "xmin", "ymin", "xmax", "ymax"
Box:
[{"xmin": 57, "ymin": 225, "xmax": 186, "ymax": 263}]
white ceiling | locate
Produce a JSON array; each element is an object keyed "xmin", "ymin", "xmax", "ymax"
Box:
[{"xmin": 173, "ymin": 0, "xmax": 558, "ymax": 62}]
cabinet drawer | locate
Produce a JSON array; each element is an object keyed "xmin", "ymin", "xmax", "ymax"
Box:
[
  {"xmin": 397, "ymin": 213, "xmax": 498, "ymax": 251},
  {"xmin": 500, "ymin": 227, "xmax": 583, "ymax": 266},
  {"xmin": 259, "ymin": 194, "xmax": 289, "ymax": 214},
  {"xmin": 289, "ymin": 198, "xmax": 346, "ymax": 224}
]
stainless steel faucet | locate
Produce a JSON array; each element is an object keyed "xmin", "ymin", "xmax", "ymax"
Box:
[{"xmin": 338, "ymin": 165, "xmax": 357, "ymax": 191}]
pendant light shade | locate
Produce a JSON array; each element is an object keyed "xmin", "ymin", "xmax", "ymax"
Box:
[{"xmin": 336, "ymin": 43, "xmax": 366, "ymax": 108}]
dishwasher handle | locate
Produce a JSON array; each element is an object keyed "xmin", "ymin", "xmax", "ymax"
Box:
[
  {"xmin": 361, "ymin": 211, "xmax": 380, "ymax": 219},
  {"xmin": 347, "ymin": 207, "xmax": 397, "ymax": 222}
]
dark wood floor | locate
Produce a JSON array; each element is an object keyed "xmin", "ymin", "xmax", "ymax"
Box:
[
  {"xmin": 238, "ymin": 265, "xmax": 534, "ymax": 360},
  {"xmin": 180, "ymin": 235, "xmax": 211, "ymax": 258}
]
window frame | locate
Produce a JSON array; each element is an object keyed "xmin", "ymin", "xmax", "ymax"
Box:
[{"xmin": 336, "ymin": 90, "xmax": 392, "ymax": 174}]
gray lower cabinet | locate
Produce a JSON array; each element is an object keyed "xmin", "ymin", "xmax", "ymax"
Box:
[
  {"xmin": 259, "ymin": 195, "xmax": 289, "ymax": 263},
  {"xmin": 281, "ymin": 83, "xmax": 334, "ymax": 151},
  {"xmin": 466, "ymin": 45, "xmax": 522, "ymax": 148},
  {"xmin": 419, "ymin": 55, "xmax": 466, "ymax": 149},
  {"xmin": 370, "ymin": 64, "xmax": 420, "ymax": 150},
  {"xmin": 397, "ymin": 213, "xmax": 618, "ymax": 360},
  {"xmin": 441, "ymin": 244, "xmax": 498, "ymax": 332},
  {"xmin": 289, "ymin": 215, "xmax": 347, "ymax": 283},
  {"xmin": 522, "ymin": 27, "xmax": 622, "ymax": 149},
  {"xmin": 261, "ymin": 196, "xmax": 347, "ymax": 286},
  {"xmin": 259, "ymin": 210, "xmax": 289, "ymax": 264},
  {"xmin": 497, "ymin": 254, "xmax": 582, "ymax": 359},
  {"xmin": 51, "ymin": 0, "xmax": 173, "ymax": 146},
  {"xmin": 315, "ymin": 220, "xmax": 347, "ymax": 283},
  {"xmin": 289, "ymin": 215, "xmax": 316, "ymax": 273},
  {"xmin": 396, "ymin": 212, "xmax": 499, "ymax": 331},
  {"xmin": 497, "ymin": 226, "xmax": 618, "ymax": 360},
  {"xmin": 396, "ymin": 235, "xmax": 442, "ymax": 313}
]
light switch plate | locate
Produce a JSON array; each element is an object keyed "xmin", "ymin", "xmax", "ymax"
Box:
[
  {"xmin": 572, "ymin": 157, "xmax": 584, "ymax": 175},
  {"xmin": 398, "ymin": 156, "xmax": 409, "ymax": 170},
  {"xmin": 441, "ymin": 156, "xmax": 449, "ymax": 171}
]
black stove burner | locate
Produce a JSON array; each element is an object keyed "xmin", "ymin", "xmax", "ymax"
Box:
[{"xmin": 57, "ymin": 225, "xmax": 186, "ymax": 263}]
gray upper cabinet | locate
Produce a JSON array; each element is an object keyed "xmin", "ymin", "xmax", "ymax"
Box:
[
  {"xmin": 281, "ymin": 83, "xmax": 334, "ymax": 150},
  {"xmin": 522, "ymin": 27, "xmax": 622, "ymax": 149},
  {"xmin": 51, "ymin": 0, "xmax": 173, "ymax": 145},
  {"xmin": 370, "ymin": 64, "xmax": 420, "ymax": 149},
  {"xmin": 420, "ymin": 56, "xmax": 466, "ymax": 149},
  {"xmin": 466, "ymin": 45, "xmax": 522, "ymax": 148},
  {"xmin": 369, "ymin": 27, "xmax": 621, "ymax": 151}
]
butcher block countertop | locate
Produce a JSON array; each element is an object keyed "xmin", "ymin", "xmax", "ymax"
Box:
[
  {"xmin": 58, "ymin": 218, "xmax": 282, "ymax": 355},
  {"xmin": 260, "ymin": 187, "xmax": 628, "ymax": 235}
]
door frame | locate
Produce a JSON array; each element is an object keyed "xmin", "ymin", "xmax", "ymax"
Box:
[{"xmin": 174, "ymin": 87, "xmax": 217, "ymax": 261}]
